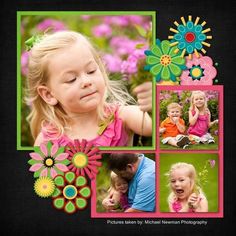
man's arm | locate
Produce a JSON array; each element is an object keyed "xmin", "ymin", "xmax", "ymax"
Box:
[{"xmin": 124, "ymin": 208, "xmax": 144, "ymax": 212}]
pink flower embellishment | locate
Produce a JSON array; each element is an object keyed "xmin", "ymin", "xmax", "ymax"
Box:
[
  {"xmin": 66, "ymin": 139, "xmax": 102, "ymax": 180},
  {"xmin": 28, "ymin": 141, "xmax": 69, "ymax": 178},
  {"xmin": 180, "ymin": 54, "xmax": 217, "ymax": 85}
]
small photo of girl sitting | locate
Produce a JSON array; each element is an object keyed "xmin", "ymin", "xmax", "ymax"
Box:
[
  {"xmin": 159, "ymin": 153, "xmax": 218, "ymax": 213},
  {"xmin": 159, "ymin": 89, "xmax": 220, "ymax": 150}
]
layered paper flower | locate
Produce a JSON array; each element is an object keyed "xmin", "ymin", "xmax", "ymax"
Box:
[
  {"xmin": 52, "ymin": 171, "xmax": 91, "ymax": 214},
  {"xmin": 180, "ymin": 54, "xmax": 217, "ymax": 85},
  {"xmin": 145, "ymin": 39, "xmax": 186, "ymax": 82},
  {"xmin": 168, "ymin": 16, "xmax": 212, "ymax": 58},
  {"xmin": 66, "ymin": 139, "xmax": 102, "ymax": 179},
  {"xmin": 34, "ymin": 176, "xmax": 55, "ymax": 198},
  {"xmin": 28, "ymin": 141, "xmax": 70, "ymax": 178}
]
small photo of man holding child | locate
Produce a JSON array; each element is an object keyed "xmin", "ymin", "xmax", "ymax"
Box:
[{"xmin": 159, "ymin": 89, "xmax": 219, "ymax": 150}]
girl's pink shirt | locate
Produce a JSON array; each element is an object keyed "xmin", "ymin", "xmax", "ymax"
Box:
[
  {"xmin": 40, "ymin": 107, "xmax": 129, "ymax": 146},
  {"xmin": 188, "ymin": 110, "xmax": 209, "ymax": 137}
]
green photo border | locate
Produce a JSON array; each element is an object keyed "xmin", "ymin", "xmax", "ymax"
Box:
[{"xmin": 17, "ymin": 11, "xmax": 156, "ymax": 151}]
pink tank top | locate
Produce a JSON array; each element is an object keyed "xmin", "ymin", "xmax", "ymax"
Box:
[
  {"xmin": 40, "ymin": 107, "xmax": 129, "ymax": 147},
  {"xmin": 188, "ymin": 110, "xmax": 209, "ymax": 137},
  {"xmin": 120, "ymin": 193, "xmax": 130, "ymax": 210}
]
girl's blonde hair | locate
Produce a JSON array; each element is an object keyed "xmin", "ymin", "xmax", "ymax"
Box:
[
  {"xmin": 108, "ymin": 171, "xmax": 126, "ymax": 192},
  {"xmin": 166, "ymin": 162, "xmax": 202, "ymax": 202},
  {"xmin": 189, "ymin": 90, "xmax": 207, "ymax": 111},
  {"xmin": 25, "ymin": 31, "xmax": 136, "ymax": 139}
]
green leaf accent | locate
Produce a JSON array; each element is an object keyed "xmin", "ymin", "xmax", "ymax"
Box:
[
  {"xmin": 55, "ymin": 146, "xmax": 66, "ymax": 156},
  {"xmin": 46, "ymin": 141, "xmax": 53, "ymax": 154},
  {"xmin": 65, "ymin": 172, "xmax": 76, "ymax": 183},
  {"xmin": 168, "ymin": 46, "xmax": 178, "ymax": 57},
  {"xmin": 65, "ymin": 201, "xmax": 76, "ymax": 213},
  {"xmin": 79, "ymin": 187, "xmax": 91, "ymax": 198},
  {"xmin": 150, "ymin": 44, "xmax": 162, "ymax": 57},
  {"xmin": 28, "ymin": 159, "xmax": 38, "ymax": 165},
  {"xmin": 34, "ymin": 146, "xmax": 44, "ymax": 157},
  {"xmin": 54, "ymin": 176, "xmax": 65, "ymax": 187},
  {"xmin": 134, "ymin": 24, "xmax": 147, "ymax": 38},
  {"xmin": 33, "ymin": 171, "xmax": 40, "ymax": 178},
  {"xmin": 75, "ymin": 176, "xmax": 87, "ymax": 187},
  {"xmin": 60, "ymin": 159, "xmax": 70, "ymax": 166},
  {"xmin": 161, "ymin": 40, "xmax": 170, "ymax": 55},
  {"xmin": 161, "ymin": 66, "xmax": 171, "ymax": 80},
  {"xmin": 172, "ymin": 56, "xmax": 185, "ymax": 65},
  {"xmin": 135, "ymin": 43, "xmax": 145, "ymax": 49},
  {"xmin": 53, "ymin": 197, "xmax": 64, "ymax": 209},
  {"xmin": 169, "ymin": 63, "xmax": 182, "ymax": 76},
  {"xmin": 76, "ymin": 198, "xmax": 87, "ymax": 209},
  {"xmin": 52, "ymin": 187, "xmax": 62, "ymax": 198},
  {"xmin": 146, "ymin": 55, "xmax": 160, "ymax": 65},
  {"xmin": 150, "ymin": 63, "xmax": 162, "ymax": 75}
]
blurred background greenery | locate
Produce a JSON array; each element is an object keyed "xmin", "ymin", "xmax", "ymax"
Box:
[
  {"xmin": 159, "ymin": 90, "xmax": 219, "ymax": 150},
  {"xmin": 96, "ymin": 153, "xmax": 156, "ymax": 213},
  {"xmin": 19, "ymin": 13, "xmax": 153, "ymax": 146},
  {"xmin": 159, "ymin": 153, "xmax": 219, "ymax": 212}
]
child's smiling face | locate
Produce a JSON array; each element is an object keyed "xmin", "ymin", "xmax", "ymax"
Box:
[
  {"xmin": 170, "ymin": 167, "xmax": 193, "ymax": 200},
  {"xmin": 46, "ymin": 40, "xmax": 106, "ymax": 115},
  {"xmin": 115, "ymin": 177, "xmax": 128, "ymax": 194},
  {"xmin": 167, "ymin": 108, "xmax": 181, "ymax": 119},
  {"xmin": 193, "ymin": 95, "xmax": 205, "ymax": 108}
]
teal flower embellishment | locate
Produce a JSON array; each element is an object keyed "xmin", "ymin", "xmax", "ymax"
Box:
[
  {"xmin": 145, "ymin": 39, "xmax": 186, "ymax": 82},
  {"xmin": 52, "ymin": 171, "xmax": 91, "ymax": 214},
  {"xmin": 168, "ymin": 16, "xmax": 212, "ymax": 58}
]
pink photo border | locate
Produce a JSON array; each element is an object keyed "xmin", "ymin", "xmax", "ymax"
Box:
[{"xmin": 91, "ymin": 85, "xmax": 223, "ymax": 218}]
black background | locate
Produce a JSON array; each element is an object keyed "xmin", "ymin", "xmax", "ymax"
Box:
[{"xmin": 1, "ymin": 0, "xmax": 236, "ymax": 235}]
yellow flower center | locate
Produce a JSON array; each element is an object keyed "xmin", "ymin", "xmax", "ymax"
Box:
[
  {"xmin": 45, "ymin": 158, "xmax": 54, "ymax": 167},
  {"xmin": 160, "ymin": 55, "xmax": 171, "ymax": 66},
  {"xmin": 191, "ymin": 67, "xmax": 202, "ymax": 77},
  {"xmin": 72, "ymin": 153, "xmax": 88, "ymax": 168}
]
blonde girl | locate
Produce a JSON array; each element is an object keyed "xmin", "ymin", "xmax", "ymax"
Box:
[
  {"xmin": 26, "ymin": 31, "xmax": 152, "ymax": 146},
  {"xmin": 102, "ymin": 171, "xmax": 129, "ymax": 211},
  {"xmin": 188, "ymin": 91, "xmax": 218, "ymax": 144},
  {"xmin": 167, "ymin": 162, "xmax": 208, "ymax": 212}
]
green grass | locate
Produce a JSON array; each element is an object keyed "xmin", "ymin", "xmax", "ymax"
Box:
[
  {"xmin": 160, "ymin": 135, "xmax": 218, "ymax": 150},
  {"xmin": 159, "ymin": 153, "xmax": 219, "ymax": 212}
]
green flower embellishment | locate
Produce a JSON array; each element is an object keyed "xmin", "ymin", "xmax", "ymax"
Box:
[
  {"xmin": 144, "ymin": 39, "xmax": 186, "ymax": 82},
  {"xmin": 52, "ymin": 171, "xmax": 91, "ymax": 214}
]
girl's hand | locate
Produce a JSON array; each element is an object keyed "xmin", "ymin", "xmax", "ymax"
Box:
[
  {"xmin": 188, "ymin": 193, "xmax": 200, "ymax": 209},
  {"xmin": 213, "ymin": 119, "xmax": 219, "ymax": 125},
  {"xmin": 102, "ymin": 198, "xmax": 116, "ymax": 211},
  {"xmin": 133, "ymin": 81, "xmax": 152, "ymax": 112}
]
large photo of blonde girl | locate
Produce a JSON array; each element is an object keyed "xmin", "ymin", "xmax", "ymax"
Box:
[
  {"xmin": 18, "ymin": 12, "xmax": 155, "ymax": 149},
  {"xmin": 158, "ymin": 87, "xmax": 222, "ymax": 150}
]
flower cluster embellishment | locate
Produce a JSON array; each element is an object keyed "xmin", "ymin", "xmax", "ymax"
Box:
[
  {"xmin": 168, "ymin": 16, "xmax": 212, "ymax": 59},
  {"xmin": 28, "ymin": 140, "xmax": 101, "ymax": 214},
  {"xmin": 180, "ymin": 54, "xmax": 217, "ymax": 85},
  {"xmin": 145, "ymin": 15, "xmax": 218, "ymax": 85},
  {"xmin": 144, "ymin": 39, "xmax": 186, "ymax": 82},
  {"xmin": 66, "ymin": 139, "xmax": 102, "ymax": 179},
  {"xmin": 28, "ymin": 142, "xmax": 69, "ymax": 178},
  {"xmin": 52, "ymin": 172, "xmax": 91, "ymax": 214}
]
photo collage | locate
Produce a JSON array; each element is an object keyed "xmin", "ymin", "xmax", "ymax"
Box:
[{"xmin": 18, "ymin": 11, "xmax": 223, "ymax": 218}]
